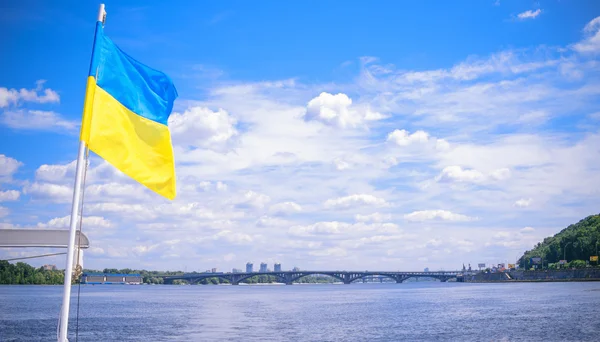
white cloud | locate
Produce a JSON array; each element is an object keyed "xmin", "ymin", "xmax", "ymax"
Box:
[
  {"xmin": 308, "ymin": 247, "xmax": 347, "ymax": 257},
  {"xmin": 37, "ymin": 215, "xmax": 113, "ymax": 229},
  {"xmin": 216, "ymin": 181, "xmax": 228, "ymax": 191},
  {"xmin": 238, "ymin": 190, "xmax": 271, "ymax": 209},
  {"xmin": 403, "ymin": 210, "xmax": 476, "ymax": 222},
  {"xmin": 0, "ymin": 190, "xmax": 20, "ymax": 202},
  {"xmin": 0, "ymin": 206, "xmax": 8, "ymax": 218},
  {"xmin": 489, "ymin": 168, "xmax": 511, "ymax": 181},
  {"xmin": 517, "ymin": 110, "xmax": 548, "ymax": 124},
  {"xmin": 520, "ymin": 227, "xmax": 535, "ymax": 233},
  {"xmin": 426, "ymin": 238, "xmax": 443, "ymax": 247},
  {"xmin": 256, "ymin": 215, "xmax": 291, "ymax": 227},
  {"xmin": 213, "ymin": 230, "xmax": 254, "ymax": 244},
  {"xmin": 23, "ymin": 182, "xmax": 72, "ymax": 202},
  {"xmin": 1, "ymin": 110, "xmax": 77, "ymax": 132},
  {"xmin": 169, "ymin": 106, "xmax": 237, "ymax": 150},
  {"xmin": 324, "ymin": 194, "xmax": 387, "ymax": 209},
  {"xmin": 284, "ymin": 240, "xmax": 323, "ymax": 250},
  {"xmin": 289, "ymin": 221, "xmax": 399, "ymax": 237},
  {"xmin": 289, "ymin": 221, "xmax": 347, "ymax": 236},
  {"xmin": 436, "ymin": 139, "xmax": 450, "ymax": 151},
  {"xmin": 333, "ymin": 157, "xmax": 352, "ymax": 170},
  {"xmin": 493, "ymin": 231, "xmax": 511, "ymax": 239},
  {"xmin": 435, "ymin": 166, "xmax": 511, "ymax": 184},
  {"xmin": 87, "ymin": 202, "xmax": 156, "ymax": 218},
  {"xmin": 573, "ymin": 16, "xmax": 600, "ymax": 53},
  {"xmin": 0, "ymin": 88, "xmax": 19, "ymax": 108},
  {"xmin": 86, "ymin": 183, "xmax": 148, "ymax": 201},
  {"xmin": 387, "ymin": 129, "xmax": 429, "ymax": 146},
  {"xmin": 435, "ymin": 166, "xmax": 486, "ymax": 183},
  {"xmin": 132, "ymin": 244, "xmax": 160, "ymax": 256},
  {"xmin": 304, "ymin": 92, "xmax": 383, "ymax": 128},
  {"xmin": 269, "ymin": 201, "xmax": 302, "ymax": 215},
  {"xmin": 35, "ymin": 161, "xmax": 75, "ymax": 182},
  {"xmin": 340, "ymin": 235, "xmax": 404, "ymax": 249},
  {"xmin": 87, "ymin": 247, "xmax": 105, "ymax": 256},
  {"xmin": 514, "ymin": 198, "xmax": 533, "ymax": 208},
  {"xmin": 517, "ymin": 9, "xmax": 542, "ymax": 20},
  {"xmin": 0, "ymin": 80, "xmax": 59, "ymax": 108},
  {"xmin": 0, "ymin": 154, "xmax": 23, "ymax": 181},
  {"xmin": 179, "ymin": 179, "xmax": 229, "ymax": 195},
  {"xmin": 354, "ymin": 212, "xmax": 392, "ymax": 223}
]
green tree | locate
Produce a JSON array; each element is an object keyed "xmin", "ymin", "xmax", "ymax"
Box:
[
  {"xmin": 569, "ymin": 260, "xmax": 587, "ymax": 268},
  {"xmin": 519, "ymin": 214, "xmax": 600, "ymax": 269}
]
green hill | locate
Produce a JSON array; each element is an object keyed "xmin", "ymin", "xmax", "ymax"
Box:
[{"xmin": 518, "ymin": 214, "xmax": 600, "ymax": 269}]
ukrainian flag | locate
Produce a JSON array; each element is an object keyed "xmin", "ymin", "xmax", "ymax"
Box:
[{"xmin": 80, "ymin": 20, "xmax": 178, "ymax": 200}]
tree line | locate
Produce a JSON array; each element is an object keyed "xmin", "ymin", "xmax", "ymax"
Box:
[
  {"xmin": 0, "ymin": 261, "xmax": 64, "ymax": 285},
  {"xmin": 519, "ymin": 214, "xmax": 600, "ymax": 269}
]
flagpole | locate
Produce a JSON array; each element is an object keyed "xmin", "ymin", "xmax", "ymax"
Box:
[{"xmin": 58, "ymin": 5, "xmax": 105, "ymax": 342}]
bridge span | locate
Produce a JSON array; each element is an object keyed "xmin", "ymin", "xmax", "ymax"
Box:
[{"xmin": 163, "ymin": 270, "xmax": 462, "ymax": 285}]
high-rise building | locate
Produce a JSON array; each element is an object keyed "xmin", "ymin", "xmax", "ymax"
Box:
[
  {"xmin": 232, "ymin": 268, "xmax": 242, "ymax": 273},
  {"xmin": 274, "ymin": 263, "xmax": 282, "ymax": 272},
  {"xmin": 246, "ymin": 262, "xmax": 253, "ymax": 273},
  {"xmin": 292, "ymin": 266, "xmax": 300, "ymax": 272},
  {"xmin": 211, "ymin": 268, "xmax": 217, "ymax": 273},
  {"xmin": 424, "ymin": 267, "xmax": 429, "ymax": 272},
  {"xmin": 259, "ymin": 262, "xmax": 267, "ymax": 272}
]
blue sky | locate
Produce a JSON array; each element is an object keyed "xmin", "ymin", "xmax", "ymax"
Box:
[{"xmin": 1, "ymin": 0, "xmax": 599, "ymax": 272}]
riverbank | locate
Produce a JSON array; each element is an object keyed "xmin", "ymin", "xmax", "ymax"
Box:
[
  {"xmin": 469, "ymin": 278, "xmax": 600, "ymax": 283},
  {"xmin": 465, "ymin": 268, "xmax": 600, "ymax": 283}
]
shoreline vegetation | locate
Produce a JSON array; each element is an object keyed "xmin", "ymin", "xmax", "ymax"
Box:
[{"xmin": 517, "ymin": 214, "xmax": 600, "ymax": 270}]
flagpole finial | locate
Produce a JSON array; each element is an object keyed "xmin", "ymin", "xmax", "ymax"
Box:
[{"xmin": 97, "ymin": 4, "xmax": 106, "ymax": 24}]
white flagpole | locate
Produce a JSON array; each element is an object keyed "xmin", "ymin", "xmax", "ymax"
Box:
[{"xmin": 58, "ymin": 5, "xmax": 105, "ymax": 342}]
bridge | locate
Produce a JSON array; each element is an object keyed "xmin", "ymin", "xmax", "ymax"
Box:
[{"xmin": 163, "ymin": 270, "xmax": 462, "ymax": 285}]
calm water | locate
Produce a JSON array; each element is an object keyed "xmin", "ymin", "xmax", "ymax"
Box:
[{"xmin": 1, "ymin": 282, "xmax": 600, "ymax": 341}]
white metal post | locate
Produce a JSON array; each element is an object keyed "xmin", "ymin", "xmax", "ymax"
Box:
[
  {"xmin": 58, "ymin": 5, "xmax": 105, "ymax": 342},
  {"xmin": 57, "ymin": 140, "xmax": 87, "ymax": 342}
]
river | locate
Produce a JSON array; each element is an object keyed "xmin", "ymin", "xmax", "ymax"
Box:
[{"xmin": 1, "ymin": 282, "xmax": 599, "ymax": 341}]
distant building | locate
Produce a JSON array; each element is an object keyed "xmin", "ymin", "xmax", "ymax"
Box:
[
  {"xmin": 42, "ymin": 264, "xmax": 57, "ymax": 271},
  {"xmin": 81, "ymin": 273, "xmax": 142, "ymax": 285},
  {"xmin": 211, "ymin": 268, "xmax": 217, "ymax": 273},
  {"xmin": 292, "ymin": 266, "xmax": 300, "ymax": 272},
  {"xmin": 232, "ymin": 268, "xmax": 242, "ymax": 273},
  {"xmin": 424, "ymin": 267, "xmax": 429, "ymax": 272},
  {"xmin": 246, "ymin": 262, "xmax": 253, "ymax": 273},
  {"xmin": 274, "ymin": 263, "xmax": 282, "ymax": 272},
  {"xmin": 259, "ymin": 262, "xmax": 267, "ymax": 272}
]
